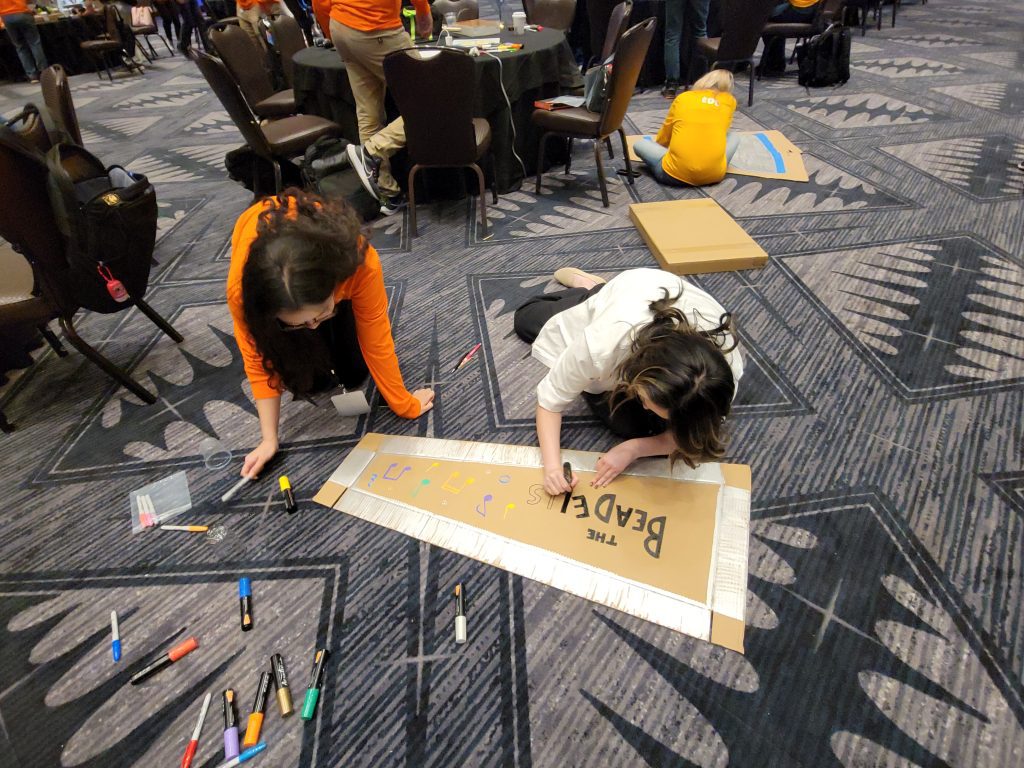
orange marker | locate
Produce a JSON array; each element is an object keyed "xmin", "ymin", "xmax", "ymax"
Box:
[{"xmin": 242, "ymin": 672, "xmax": 271, "ymax": 748}]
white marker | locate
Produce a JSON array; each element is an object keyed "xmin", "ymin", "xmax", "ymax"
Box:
[
  {"xmin": 454, "ymin": 584, "xmax": 467, "ymax": 645},
  {"xmin": 110, "ymin": 610, "xmax": 121, "ymax": 662},
  {"xmin": 221, "ymin": 475, "xmax": 252, "ymax": 503}
]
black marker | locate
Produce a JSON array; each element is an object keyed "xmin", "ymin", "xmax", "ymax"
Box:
[
  {"xmin": 301, "ymin": 649, "xmax": 329, "ymax": 720},
  {"xmin": 454, "ymin": 583, "xmax": 467, "ymax": 645},
  {"xmin": 279, "ymin": 476, "xmax": 297, "ymax": 514},
  {"xmin": 271, "ymin": 653, "xmax": 294, "ymax": 717},
  {"xmin": 563, "ymin": 462, "xmax": 573, "ymax": 491},
  {"xmin": 239, "ymin": 578, "xmax": 253, "ymax": 632}
]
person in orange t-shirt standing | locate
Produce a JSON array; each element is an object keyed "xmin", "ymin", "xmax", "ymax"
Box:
[
  {"xmin": 227, "ymin": 189, "xmax": 435, "ymax": 479},
  {"xmin": 311, "ymin": 0, "xmax": 431, "ymax": 214},
  {"xmin": 1, "ymin": 0, "xmax": 47, "ymax": 82},
  {"xmin": 236, "ymin": 0, "xmax": 281, "ymax": 49}
]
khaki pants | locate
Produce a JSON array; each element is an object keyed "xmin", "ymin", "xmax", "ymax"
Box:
[
  {"xmin": 330, "ymin": 20, "xmax": 408, "ymax": 197},
  {"xmin": 237, "ymin": 5, "xmax": 265, "ymax": 48}
]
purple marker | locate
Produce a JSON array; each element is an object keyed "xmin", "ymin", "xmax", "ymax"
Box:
[{"xmin": 223, "ymin": 689, "xmax": 240, "ymax": 759}]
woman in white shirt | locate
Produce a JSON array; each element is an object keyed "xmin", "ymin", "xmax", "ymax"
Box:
[{"xmin": 514, "ymin": 267, "xmax": 743, "ymax": 495}]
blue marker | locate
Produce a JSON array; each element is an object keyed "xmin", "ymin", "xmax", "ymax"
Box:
[
  {"xmin": 110, "ymin": 610, "xmax": 121, "ymax": 662},
  {"xmin": 217, "ymin": 742, "xmax": 267, "ymax": 767}
]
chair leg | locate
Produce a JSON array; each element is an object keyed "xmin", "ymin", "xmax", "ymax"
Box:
[
  {"xmin": 605, "ymin": 136, "xmax": 614, "ymax": 159},
  {"xmin": 747, "ymin": 58, "xmax": 755, "ymax": 107},
  {"xmin": 272, "ymin": 160, "xmax": 282, "ymax": 194},
  {"xmin": 472, "ymin": 163, "xmax": 487, "ymax": 237},
  {"xmin": 39, "ymin": 324, "xmax": 68, "ymax": 356},
  {"xmin": 593, "ymin": 141, "xmax": 609, "ymax": 207},
  {"xmin": 158, "ymin": 33, "xmax": 174, "ymax": 55},
  {"xmin": 617, "ymin": 129, "xmax": 634, "ymax": 185},
  {"xmin": 407, "ymin": 165, "xmax": 420, "ymax": 237},
  {"xmin": 0, "ymin": 409, "xmax": 13, "ymax": 433},
  {"xmin": 145, "ymin": 35, "xmax": 159, "ymax": 59},
  {"xmin": 134, "ymin": 298, "xmax": 183, "ymax": 343},
  {"xmin": 892, "ymin": 0, "xmax": 897, "ymax": 27},
  {"xmin": 58, "ymin": 315, "xmax": 156, "ymax": 404},
  {"xmin": 536, "ymin": 132, "xmax": 550, "ymax": 194},
  {"xmin": 488, "ymin": 153, "xmax": 498, "ymax": 204},
  {"xmin": 565, "ymin": 137, "xmax": 573, "ymax": 174},
  {"xmin": 136, "ymin": 43, "xmax": 153, "ymax": 64},
  {"xmin": 102, "ymin": 52, "xmax": 114, "ymax": 82}
]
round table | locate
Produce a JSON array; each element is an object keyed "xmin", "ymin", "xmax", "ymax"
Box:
[
  {"xmin": 291, "ymin": 29, "xmax": 583, "ymax": 195},
  {"xmin": 0, "ymin": 15, "xmax": 105, "ymax": 79}
]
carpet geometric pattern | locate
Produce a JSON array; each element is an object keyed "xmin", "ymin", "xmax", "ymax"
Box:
[{"xmin": 1, "ymin": 1, "xmax": 1022, "ymax": 765}]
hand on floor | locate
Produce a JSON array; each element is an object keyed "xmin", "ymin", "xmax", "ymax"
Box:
[
  {"xmin": 242, "ymin": 438, "xmax": 278, "ymax": 479},
  {"xmin": 413, "ymin": 388, "xmax": 435, "ymax": 415},
  {"xmin": 592, "ymin": 441, "xmax": 638, "ymax": 488}
]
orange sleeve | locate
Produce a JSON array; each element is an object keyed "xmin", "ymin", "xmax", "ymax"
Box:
[
  {"xmin": 346, "ymin": 246, "xmax": 421, "ymax": 418},
  {"xmin": 311, "ymin": 0, "xmax": 331, "ymax": 39},
  {"xmin": 227, "ymin": 202, "xmax": 283, "ymax": 401}
]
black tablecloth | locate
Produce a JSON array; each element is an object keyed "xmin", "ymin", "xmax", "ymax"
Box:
[
  {"xmin": 0, "ymin": 15, "xmax": 105, "ymax": 81},
  {"xmin": 291, "ymin": 28, "xmax": 583, "ymax": 194}
]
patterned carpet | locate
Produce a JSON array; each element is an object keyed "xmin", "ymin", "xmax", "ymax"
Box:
[{"xmin": 1, "ymin": 1, "xmax": 1023, "ymax": 766}]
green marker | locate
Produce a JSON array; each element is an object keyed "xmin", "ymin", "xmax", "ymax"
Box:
[{"xmin": 301, "ymin": 648, "xmax": 329, "ymax": 721}]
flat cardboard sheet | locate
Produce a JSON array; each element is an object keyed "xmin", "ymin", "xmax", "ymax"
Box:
[
  {"xmin": 629, "ymin": 199, "xmax": 769, "ymax": 275},
  {"xmin": 316, "ymin": 434, "xmax": 751, "ymax": 652},
  {"xmin": 626, "ymin": 131, "xmax": 809, "ymax": 182}
]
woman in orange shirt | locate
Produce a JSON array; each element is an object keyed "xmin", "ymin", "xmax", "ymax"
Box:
[
  {"xmin": 228, "ymin": 190, "xmax": 434, "ymax": 478},
  {"xmin": 0, "ymin": 0, "xmax": 47, "ymax": 82}
]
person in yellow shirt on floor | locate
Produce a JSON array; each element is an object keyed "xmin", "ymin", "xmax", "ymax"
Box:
[{"xmin": 633, "ymin": 69, "xmax": 737, "ymax": 187}]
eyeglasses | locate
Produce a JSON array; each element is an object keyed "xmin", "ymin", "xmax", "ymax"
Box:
[{"xmin": 277, "ymin": 304, "xmax": 338, "ymax": 332}]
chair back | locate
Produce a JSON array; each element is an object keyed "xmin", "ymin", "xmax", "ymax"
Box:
[
  {"xmin": 40, "ymin": 65, "xmax": 83, "ymax": 147},
  {"xmin": 103, "ymin": 3, "xmax": 126, "ymax": 43},
  {"xmin": 599, "ymin": 16, "xmax": 655, "ymax": 136},
  {"xmin": 599, "ymin": 0, "xmax": 632, "ymax": 61},
  {"xmin": 383, "ymin": 48, "xmax": 477, "ymax": 166},
  {"xmin": 0, "ymin": 127, "xmax": 73, "ymax": 311},
  {"xmin": 433, "ymin": 0, "xmax": 479, "ymax": 21},
  {"xmin": 523, "ymin": 0, "xmax": 577, "ymax": 30},
  {"xmin": 209, "ymin": 24, "xmax": 274, "ymax": 105},
  {"xmin": 715, "ymin": 0, "xmax": 775, "ymax": 62},
  {"xmin": 270, "ymin": 14, "xmax": 306, "ymax": 88},
  {"xmin": 193, "ymin": 52, "xmax": 273, "ymax": 159}
]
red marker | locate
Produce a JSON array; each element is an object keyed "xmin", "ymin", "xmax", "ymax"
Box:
[
  {"xmin": 181, "ymin": 692, "xmax": 212, "ymax": 768},
  {"xmin": 130, "ymin": 636, "xmax": 199, "ymax": 685}
]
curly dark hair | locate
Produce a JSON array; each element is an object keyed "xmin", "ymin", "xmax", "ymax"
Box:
[
  {"xmin": 610, "ymin": 289, "xmax": 738, "ymax": 469},
  {"xmin": 240, "ymin": 188, "xmax": 367, "ymax": 395}
]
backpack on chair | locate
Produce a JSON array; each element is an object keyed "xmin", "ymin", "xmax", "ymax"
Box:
[
  {"xmin": 796, "ymin": 23, "xmax": 851, "ymax": 88},
  {"xmin": 45, "ymin": 143, "xmax": 158, "ymax": 314}
]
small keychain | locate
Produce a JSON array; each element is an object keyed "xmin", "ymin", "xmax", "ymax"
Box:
[{"xmin": 97, "ymin": 263, "xmax": 129, "ymax": 302}]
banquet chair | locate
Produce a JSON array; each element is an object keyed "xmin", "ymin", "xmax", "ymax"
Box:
[
  {"xmin": 81, "ymin": 4, "xmax": 144, "ymax": 82},
  {"xmin": 524, "ymin": 0, "xmax": 577, "ymax": 30},
  {"xmin": 209, "ymin": 23, "xmax": 297, "ymax": 119},
  {"xmin": 760, "ymin": 0, "xmax": 845, "ymax": 68},
  {"xmin": 845, "ymin": 0, "xmax": 885, "ymax": 35},
  {"xmin": 0, "ymin": 125, "xmax": 184, "ymax": 410},
  {"xmin": 383, "ymin": 47, "xmax": 498, "ymax": 237},
  {"xmin": 598, "ymin": 0, "xmax": 632, "ymax": 61},
  {"xmin": 193, "ymin": 51, "xmax": 342, "ymax": 195},
  {"xmin": 131, "ymin": 0, "xmax": 175, "ymax": 58},
  {"xmin": 269, "ymin": 14, "xmax": 306, "ymax": 89},
  {"xmin": 433, "ymin": 0, "xmax": 479, "ymax": 21},
  {"xmin": 695, "ymin": 0, "xmax": 775, "ymax": 106},
  {"xmin": 40, "ymin": 65, "xmax": 83, "ymax": 147},
  {"xmin": 533, "ymin": 17, "xmax": 656, "ymax": 208}
]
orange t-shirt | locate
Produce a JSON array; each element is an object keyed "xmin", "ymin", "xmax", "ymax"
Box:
[
  {"xmin": 311, "ymin": 0, "xmax": 429, "ymax": 35},
  {"xmin": 226, "ymin": 200, "xmax": 420, "ymax": 418},
  {"xmin": 0, "ymin": 0, "xmax": 31, "ymax": 16}
]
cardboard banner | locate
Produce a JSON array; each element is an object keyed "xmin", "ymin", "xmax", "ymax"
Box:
[
  {"xmin": 315, "ymin": 434, "xmax": 751, "ymax": 652},
  {"xmin": 626, "ymin": 131, "xmax": 809, "ymax": 182}
]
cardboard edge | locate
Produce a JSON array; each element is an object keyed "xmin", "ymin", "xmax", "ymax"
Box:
[
  {"xmin": 313, "ymin": 480, "xmax": 348, "ymax": 509},
  {"xmin": 720, "ymin": 463, "xmax": 752, "ymax": 491},
  {"xmin": 356, "ymin": 433, "xmax": 387, "ymax": 452},
  {"xmin": 710, "ymin": 613, "xmax": 745, "ymax": 653}
]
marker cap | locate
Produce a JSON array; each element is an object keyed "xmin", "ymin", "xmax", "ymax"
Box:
[
  {"xmin": 242, "ymin": 713, "xmax": 263, "ymax": 748},
  {"xmin": 169, "ymin": 636, "xmax": 199, "ymax": 661},
  {"xmin": 277, "ymin": 687, "xmax": 294, "ymax": 717},
  {"xmin": 301, "ymin": 687, "xmax": 320, "ymax": 721},
  {"xmin": 112, "ymin": 639, "xmax": 122, "ymax": 662},
  {"xmin": 455, "ymin": 615, "xmax": 467, "ymax": 645},
  {"xmin": 239, "ymin": 578, "xmax": 252, "ymax": 598},
  {"xmin": 279, "ymin": 476, "xmax": 291, "ymax": 491},
  {"xmin": 223, "ymin": 726, "xmax": 239, "ymax": 760}
]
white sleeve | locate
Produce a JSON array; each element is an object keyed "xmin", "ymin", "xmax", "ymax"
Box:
[{"xmin": 535, "ymin": 330, "xmax": 605, "ymax": 413}]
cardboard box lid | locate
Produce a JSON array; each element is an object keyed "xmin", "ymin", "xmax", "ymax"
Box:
[{"xmin": 629, "ymin": 199, "xmax": 768, "ymax": 275}]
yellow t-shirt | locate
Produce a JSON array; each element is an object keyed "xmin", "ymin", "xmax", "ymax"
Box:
[{"xmin": 655, "ymin": 89, "xmax": 737, "ymax": 186}]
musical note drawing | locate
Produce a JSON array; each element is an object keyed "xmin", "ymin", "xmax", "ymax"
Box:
[
  {"xmin": 499, "ymin": 475, "xmax": 512, "ymax": 484},
  {"xmin": 426, "ymin": 462, "xmax": 440, "ymax": 473},
  {"xmin": 503, "ymin": 503, "xmax": 516, "ymax": 519},
  {"xmin": 442, "ymin": 471, "xmax": 475, "ymax": 494},
  {"xmin": 476, "ymin": 494, "xmax": 494, "ymax": 516},
  {"xmin": 383, "ymin": 463, "xmax": 412, "ymax": 481},
  {"xmin": 410, "ymin": 479, "xmax": 430, "ymax": 499},
  {"xmin": 367, "ymin": 473, "xmax": 379, "ymax": 488}
]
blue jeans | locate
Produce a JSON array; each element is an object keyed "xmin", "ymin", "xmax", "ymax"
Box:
[
  {"xmin": 663, "ymin": 0, "xmax": 711, "ymax": 83},
  {"xmin": 2, "ymin": 13, "xmax": 47, "ymax": 80},
  {"xmin": 634, "ymin": 135, "xmax": 740, "ymax": 186}
]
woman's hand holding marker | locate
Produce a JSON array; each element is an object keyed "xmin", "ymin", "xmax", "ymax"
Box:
[{"xmin": 543, "ymin": 461, "xmax": 576, "ymax": 496}]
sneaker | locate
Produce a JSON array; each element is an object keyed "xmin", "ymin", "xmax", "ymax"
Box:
[
  {"xmin": 661, "ymin": 79, "xmax": 680, "ymax": 99},
  {"xmin": 553, "ymin": 267, "xmax": 607, "ymax": 289},
  {"xmin": 346, "ymin": 143, "xmax": 381, "ymax": 199},
  {"xmin": 379, "ymin": 194, "xmax": 406, "ymax": 217}
]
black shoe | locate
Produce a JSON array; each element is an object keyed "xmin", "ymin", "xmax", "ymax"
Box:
[
  {"xmin": 661, "ymin": 79, "xmax": 680, "ymax": 98},
  {"xmin": 755, "ymin": 62, "xmax": 786, "ymax": 78},
  {"xmin": 379, "ymin": 194, "xmax": 406, "ymax": 217},
  {"xmin": 346, "ymin": 143, "xmax": 381, "ymax": 199}
]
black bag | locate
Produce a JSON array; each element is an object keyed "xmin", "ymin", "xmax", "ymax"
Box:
[
  {"xmin": 796, "ymin": 23, "xmax": 851, "ymax": 88},
  {"xmin": 583, "ymin": 55, "xmax": 613, "ymax": 113},
  {"xmin": 45, "ymin": 143, "xmax": 157, "ymax": 314},
  {"xmin": 300, "ymin": 136, "xmax": 380, "ymax": 222}
]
